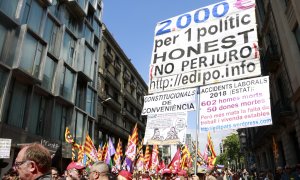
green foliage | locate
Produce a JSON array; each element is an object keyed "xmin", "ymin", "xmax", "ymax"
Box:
[{"xmin": 216, "ymin": 133, "xmax": 244, "ymax": 167}]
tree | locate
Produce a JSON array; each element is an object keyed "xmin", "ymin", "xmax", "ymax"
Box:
[{"xmin": 216, "ymin": 133, "xmax": 244, "ymax": 170}]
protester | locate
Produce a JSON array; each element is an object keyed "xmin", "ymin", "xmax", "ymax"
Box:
[
  {"xmin": 50, "ymin": 167, "xmax": 59, "ymax": 180},
  {"xmin": 2, "ymin": 168, "xmax": 19, "ymax": 180},
  {"xmin": 88, "ymin": 161, "xmax": 110, "ymax": 180},
  {"xmin": 14, "ymin": 143, "xmax": 51, "ymax": 180},
  {"xmin": 117, "ymin": 170, "xmax": 132, "ymax": 180},
  {"xmin": 65, "ymin": 162, "xmax": 85, "ymax": 180}
]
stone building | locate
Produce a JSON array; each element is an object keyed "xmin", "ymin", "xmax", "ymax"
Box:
[
  {"xmin": 240, "ymin": 0, "xmax": 300, "ymax": 171},
  {"xmin": 97, "ymin": 24, "xmax": 147, "ymax": 146}
]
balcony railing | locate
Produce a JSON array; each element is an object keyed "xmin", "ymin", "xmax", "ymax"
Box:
[
  {"xmin": 104, "ymin": 69, "xmax": 121, "ymax": 89},
  {"xmin": 104, "ymin": 50, "xmax": 114, "ymax": 62}
]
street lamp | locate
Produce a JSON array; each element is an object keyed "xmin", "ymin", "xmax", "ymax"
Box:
[{"xmin": 101, "ymin": 97, "xmax": 111, "ymax": 104}]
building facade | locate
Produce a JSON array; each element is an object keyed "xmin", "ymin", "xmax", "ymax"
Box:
[
  {"xmin": 0, "ymin": 0, "xmax": 103, "ymax": 172},
  {"xmin": 97, "ymin": 24, "xmax": 148, "ymax": 146},
  {"xmin": 240, "ymin": 0, "xmax": 300, "ymax": 171}
]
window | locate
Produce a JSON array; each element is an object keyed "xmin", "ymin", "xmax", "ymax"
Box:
[
  {"xmin": 112, "ymin": 113, "xmax": 117, "ymax": 123},
  {"xmin": 0, "ymin": 68, "xmax": 9, "ymax": 107},
  {"xmin": 84, "ymin": 23, "xmax": 93, "ymax": 45},
  {"xmin": 93, "ymin": 18, "xmax": 101, "ymax": 38},
  {"xmin": 21, "ymin": 0, "xmax": 44, "ymax": 33},
  {"xmin": 43, "ymin": 16, "xmax": 59, "ymax": 55},
  {"xmin": 51, "ymin": 103, "xmax": 68, "ymax": 140},
  {"xmin": 42, "ymin": 56, "xmax": 56, "ymax": 91},
  {"xmin": 75, "ymin": 111, "xmax": 86, "ymax": 143},
  {"xmin": 62, "ymin": 31, "xmax": 76, "ymax": 66},
  {"xmin": 75, "ymin": 82, "xmax": 86, "ymax": 109},
  {"xmin": 19, "ymin": 33, "xmax": 45, "ymax": 77},
  {"xmin": 0, "ymin": 0, "xmax": 19, "ymax": 19},
  {"xmin": 86, "ymin": 87, "xmax": 95, "ymax": 117},
  {"xmin": 293, "ymin": 24, "xmax": 300, "ymax": 50},
  {"xmin": 28, "ymin": 93, "xmax": 48, "ymax": 135},
  {"xmin": 84, "ymin": 45, "xmax": 93, "ymax": 78},
  {"xmin": 60, "ymin": 66, "xmax": 75, "ymax": 101},
  {"xmin": 0, "ymin": 23, "xmax": 7, "ymax": 57},
  {"xmin": 3, "ymin": 81, "xmax": 29, "ymax": 128}
]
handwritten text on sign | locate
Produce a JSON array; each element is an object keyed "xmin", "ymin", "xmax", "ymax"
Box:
[
  {"xmin": 149, "ymin": 0, "xmax": 260, "ymax": 93},
  {"xmin": 199, "ymin": 76, "xmax": 272, "ymax": 132}
]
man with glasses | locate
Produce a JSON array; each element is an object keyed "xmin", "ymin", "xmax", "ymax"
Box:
[
  {"xmin": 14, "ymin": 143, "xmax": 52, "ymax": 180},
  {"xmin": 65, "ymin": 161, "xmax": 85, "ymax": 180},
  {"xmin": 88, "ymin": 161, "xmax": 110, "ymax": 180}
]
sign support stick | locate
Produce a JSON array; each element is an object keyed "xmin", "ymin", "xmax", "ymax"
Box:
[{"xmin": 194, "ymin": 86, "xmax": 200, "ymax": 174}]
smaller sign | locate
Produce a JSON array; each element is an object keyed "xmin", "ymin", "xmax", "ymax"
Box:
[
  {"xmin": 0, "ymin": 138, "xmax": 12, "ymax": 159},
  {"xmin": 144, "ymin": 112, "xmax": 187, "ymax": 145},
  {"xmin": 142, "ymin": 88, "xmax": 197, "ymax": 115},
  {"xmin": 199, "ymin": 76, "xmax": 272, "ymax": 132}
]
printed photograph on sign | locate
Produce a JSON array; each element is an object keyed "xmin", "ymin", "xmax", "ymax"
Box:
[
  {"xmin": 144, "ymin": 112, "xmax": 187, "ymax": 145},
  {"xmin": 199, "ymin": 76, "xmax": 272, "ymax": 132},
  {"xmin": 148, "ymin": 0, "xmax": 260, "ymax": 93}
]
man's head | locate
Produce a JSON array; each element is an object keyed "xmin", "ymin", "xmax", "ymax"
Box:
[
  {"xmin": 14, "ymin": 143, "xmax": 51, "ymax": 180},
  {"xmin": 51, "ymin": 167, "xmax": 59, "ymax": 180},
  {"xmin": 88, "ymin": 161, "xmax": 109, "ymax": 180},
  {"xmin": 66, "ymin": 162, "xmax": 85, "ymax": 180}
]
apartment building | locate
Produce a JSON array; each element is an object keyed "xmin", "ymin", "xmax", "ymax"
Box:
[
  {"xmin": 0, "ymin": 0, "xmax": 103, "ymax": 171},
  {"xmin": 97, "ymin": 24, "xmax": 148, "ymax": 146},
  {"xmin": 240, "ymin": 0, "xmax": 300, "ymax": 171}
]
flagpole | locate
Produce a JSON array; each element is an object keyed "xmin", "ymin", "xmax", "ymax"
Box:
[{"xmin": 194, "ymin": 86, "xmax": 200, "ymax": 174}]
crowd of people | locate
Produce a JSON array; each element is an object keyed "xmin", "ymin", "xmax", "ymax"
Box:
[{"xmin": 1, "ymin": 143, "xmax": 300, "ymax": 180}]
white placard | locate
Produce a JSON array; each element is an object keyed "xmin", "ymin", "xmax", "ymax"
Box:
[
  {"xmin": 142, "ymin": 87, "xmax": 197, "ymax": 115},
  {"xmin": 144, "ymin": 112, "xmax": 187, "ymax": 145},
  {"xmin": 0, "ymin": 138, "xmax": 12, "ymax": 159},
  {"xmin": 199, "ymin": 76, "xmax": 272, "ymax": 132},
  {"xmin": 148, "ymin": 0, "xmax": 260, "ymax": 93}
]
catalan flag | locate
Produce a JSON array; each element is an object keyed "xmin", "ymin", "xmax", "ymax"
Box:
[
  {"xmin": 181, "ymin": 145, "xmax": 192, "ymax": 169},
  {"xmin": 97, "ymin": 145, "xmax": 103, "ymax": 161},
  {"xmin": 125, "ymin": 124, "xmax": 138, "ymax": 161},
  {"xmin": 65, "ymin": 127, "xmax": 74, "ymax": 144},
  {"xmin": 84, "ymin": 134, "xmax": 98, "ymax": 162},
  {"xmin": 114, "ymin": 139, "xmax": 123, "ymax": 170},
  {"xmin": 144, "ymin": 144, "xmax": 151, "ymax": 171},
  {"xmin": 207, "ymin": 132, "xmax": 216, "ymax": 168},
  {"xmin": 101, "ymin": 143, "xmax": 108, "ymax": 161},
  {"xmin": 77, "ymin": 144, "xmax": 84, "ymax": 164},
  {"xmin": 272, "ymin": 136, "xmax": 279, "ymax": 163}
]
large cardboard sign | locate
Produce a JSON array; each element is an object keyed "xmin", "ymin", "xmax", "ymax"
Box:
[
  {"xmin": 144, "ymin": 112, "xmax": 187, "ymax": 145},
  {"xmin": 149, "ymin": 0, "xmax": 260, "ymax": 93},
  {"xmin": 142, "ymin": 88, "xmax": 197, "ymax": 115},
  {"xmin": 199, "ymin": 76, "xmax": 272, "ymax": 132}
]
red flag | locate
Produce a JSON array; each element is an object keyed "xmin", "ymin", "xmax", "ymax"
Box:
[
  {"xmin": 136, "ymin": 149, "xmax": 145, "ymax": 171},
  {"xmin": 168, "ymin": 148, "xmax": 181, "ymax": 171}
]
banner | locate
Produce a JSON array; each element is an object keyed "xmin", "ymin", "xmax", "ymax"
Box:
[
  {"xmin": 149, "ymin": 0, "xmax": 260, "ymax": 93},
  {"xmin": 144, "ymin": 112, "xmax": 187, "ymax": 145},
  {"xmin": 142, "ymin": 88, "xmax": 197, "ymax": 115},
  {"xmin": 199, "ymin": 76, "xmax": 272, "ymax": 132}
]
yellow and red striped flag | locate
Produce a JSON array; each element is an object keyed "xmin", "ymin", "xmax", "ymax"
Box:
[
  {"xmin": 84, "ymin": 134, "xmax": 98, "ymax": 162},
  {"xmin": 114, "ymin": 139, "xmax": 123, "ymax": 169},
  {"xmin": 97, "ymin": 145, "xmax": 102, "ymax": 161},
  {"xmin": 65, "ymin": 127, "xmax": 74, "ymax": 144},
  {"xmin": 125, "ymin": 124, "xmax": 138, "ymax": 161},
  {"xmin": 207, "ymin": 132, "xmax": 216, "ymax": 167},
  {"xmin": 181, "ymin": 145, "xmax": 192, "ymax": 169},
  {"xmin": 151, "ymin": 145, "xmax": 159, "ymax": 171},
  {"xmin": 144, "ymin": 145, "xmax": 151, "ymax": 171},
  {"xmin": 101, "ymin": 143, "xmax": 108, "ymax": 161}
]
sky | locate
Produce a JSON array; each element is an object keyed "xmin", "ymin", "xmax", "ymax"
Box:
[{"xmin": 102, "ymin": 0, "xmax": 235, "ymax": 154}]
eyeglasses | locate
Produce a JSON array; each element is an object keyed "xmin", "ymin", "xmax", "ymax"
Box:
[{"xmin": 14, "ymin": 160, "xmax": 29, "ymax": 169}]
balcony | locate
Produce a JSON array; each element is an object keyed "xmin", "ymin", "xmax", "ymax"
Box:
[
  {"xmin": 130, "ymin": 80, "xmax": 137, "ymax": 88},
  {"xmin": 104, "ymin": 50, "xmax": 114, "ymax": 62},
  {"xmin": 261, "ymin": 45, "xmax": 281, "ymax": 74},
  {"xmin": 137, "ymin": 85, "xmax": 143, "ymax": 95},
  {"xmin": 114, "ymin": 61, "xmax": 121, "ymax": 72},
  {"xmin": 98, "ymin": 115, "xmax": 130, "ymax": 137},
  {"xmin": 63, "ymin": 0, "xmax": 86, "ymax": 18},
  {"xmin": 124, "ymin": 90, "xmax": 139, "ymax": 108},
  {"xmin": 106, "ymin": 94, "xmax": 121, "ymax": 111},
  {"xmin": 122, "ymin": 108, "xmax": 137, "ymax": 123},
  {"xmin": 123, "ymin": 70, "xmax": 131, "ymax": 82},
  {"xmin": 103, "ymin": 69, "xmax": 121, "ymax": 90}
]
